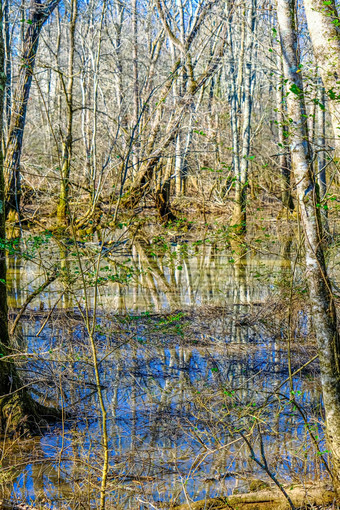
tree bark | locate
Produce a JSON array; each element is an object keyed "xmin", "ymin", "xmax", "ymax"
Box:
[
  {"xmin": 4, "ymin": 0, "xmax": 61, "ymax": 221},
  {"xmin": 303, "ymin": 0, "xmax": 340, "ymax": 158},
  {"xmin": 316, "ymin": 82, "xmax": 329, "ymax": 234},
  {"xmin": 4, "ymin": 0, "xmax": 11, "ymax": 133},
  {"xmin": 155, "ymin": 160, "xmax": 177, "ymax": 223},
  {"xmin": 276, "ymin": 53, "xmax": 294, "ymax": 210},
  {"xmin": 232, "ymin": 0, "xmax": 257, "ymax": 233},
  {"xmin": 131, "ymin": 0, "xmax": 139, "ymax": 172},
  {"xmin": 132, "ymin": 0, "xmax": 139, "ymax": 128},
  {"xmin": 226, "ymin": 3, "xmax": 240, "ymax": 219},
  {"xmin": 57, "ymin": 0, "xmax": 77, "ymax": 225},
  {"xmin": 277, "ymin": 0, "xmax": 340, "ymax": 495},
  {"xmin": 173, "ymin": 485, "xmax": 335, "ymax": 510},
  {"xmin": 0, "ymin": 1, "xmax": 59, "ymax": 436}
]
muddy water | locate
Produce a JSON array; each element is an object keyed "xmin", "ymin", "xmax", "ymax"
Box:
[
  {"xmin": 2, "ymin": 235, "xmax": 326, "ymax": 509},
  {"xmin": 7, "ymin": 235, "xmax": 289, "ymax": 312}
]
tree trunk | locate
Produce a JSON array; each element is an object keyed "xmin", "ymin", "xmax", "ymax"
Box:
[
  {"xmin": 303, "ymin": 0, "xmax": 340, "ymax": 158},
  {"xmin": 119, "ymin": 60, "xmax": 182, "ymax": 209},
  {"xmin": 316, "ymin": 82, "xmax": 329, "ymax": 234},
  {"xmin": 4, "ymin": 0, "xmax": 61, "ymax": 221},
  {"xmin": 173, "ymin": 486, "xmax": 335, "ymax": 510},
  {"xmin": 132, "ymin": 0, "xmax": 139, "ymax": 128},
  {"xmin": 113, "ymin": 0, "xmax": 125, "ymax": 125},
  {"xmin": 277, "ymin": 0, "xmax": 340, "ymax": 495},
  {"xmin": 232, "ymin": 0, "xmax": 257, "ymax": 233},
  {"xmin": 175, "ymin": 132, "xmax": 182, "ymax": 196},
  {"xmin": 276, "ymin": 53, "xmax": 294, "ymax": 211},
  {"xmin": 4, "ymin": 0, "xmax": 11, "ymax": 133},
  {"xmin": 57, "ymin": 0, "xmax": 77, "ymax": 225},
  {"xmin": 131, "ymin": 0, "xmax": 139, "ymax": 173},
  {"xmin": 0, "ymin": 2, "xmax": 59, "ymax": 436},
  {"xmin": 155, "ymin": 161, "xmax": 177, "ymax": 223},
  {"xmin": 226, "ymin": 4, "xmax": 240, "ymax": 223}
]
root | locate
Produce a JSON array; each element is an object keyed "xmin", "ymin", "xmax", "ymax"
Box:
[{"xmin": 0, "ymin": 389, "xmax": 62, "ymax": 437}]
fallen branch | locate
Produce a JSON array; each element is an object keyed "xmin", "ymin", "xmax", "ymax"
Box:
[
  {"xmin": 1, "ymin": 500, "xmax": 40, "ymax": 509},
  {"xmin": 240, "ymin": 428, "xmax": 296, "ymax": 509},
  {"xmin": 172, "ymin": 485, "xmax": 335, "ymax": 509},
  {"xmin": 10, "ymin": 270, "xmax": 59, "ymax": 336}
]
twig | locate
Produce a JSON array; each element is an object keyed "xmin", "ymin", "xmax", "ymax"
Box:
[
  {"xmin": 36, "ymin": 288, "xmax": 66, "ymax": 337},
  {"xmin": 10, "ymin": 270, "xmax": 59, "ymax": 336},
  {"xmin": 240, "ymin": 427, "xmax": 296, "ymax": 510}
]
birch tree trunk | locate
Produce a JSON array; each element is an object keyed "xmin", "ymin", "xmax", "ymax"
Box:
[
  {"xmin": 226, "ymin": 4, "xmax": 240, "ymax": 214},
  {"xmin": 232, "ymin": 0, "xmax": 257, "ymax": 233},
  {"xmin": 4, "ymin": 0, "xmax": 61, "ymax": 221},
  {"xmin": 277, "ymin": 0, "xmax": 340, "ymax": 495},
  {"xmin": 316, "ymin": 82, "xmax": 329, "ymax": 234},
  {"xmin": 276, "ymin": 53, "xmax": 294, "ymax": 210},
  {"xmin": 303, "ymin": 0, "xmax": 340, "ymax": 158}
]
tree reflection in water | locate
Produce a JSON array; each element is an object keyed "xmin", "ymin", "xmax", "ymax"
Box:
[{"xmin": 2, "ymin": 236, "xmax": 325, "ymax": 508}]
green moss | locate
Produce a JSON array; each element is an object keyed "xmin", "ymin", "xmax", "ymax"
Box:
[{"xmin": 249, "ymin": 479, "xmax": 270, "ymax": 492}]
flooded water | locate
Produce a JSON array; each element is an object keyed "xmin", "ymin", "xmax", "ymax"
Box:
[
  {"xmin": 7, "ymin": 232, "xmax": 290, "ymax": 312},
  {"xmin": 1, "ymin": 232, "xmax": 328, "ymax": 509}
]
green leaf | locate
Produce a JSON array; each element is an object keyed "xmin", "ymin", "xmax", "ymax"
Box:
[{"xmin": 290, "ymin": 83, "xmax": 302, "ymax": 95}]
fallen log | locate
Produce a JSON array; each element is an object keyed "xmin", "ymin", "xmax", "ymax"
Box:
[
  {"xmin": 1, "ymin": 501, "xmax": 38, "ymax": 510},
  {"xmin": 172, "ymin": 485, "xmax": 335, "ymax": 509},
  {"xmin": 0, "ymin": 499, "xmax": 34, "ymax": 510}
]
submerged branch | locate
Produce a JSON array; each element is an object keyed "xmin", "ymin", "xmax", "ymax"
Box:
[{"xmin": 10, "ymin": 270, "xmax": 59, "ymax": 336}]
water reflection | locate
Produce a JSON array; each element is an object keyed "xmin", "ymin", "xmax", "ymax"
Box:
[
  {"xmin": 7, "ymin": 233, "xmax": 290, "ymax": 313},
  {"xmin": 1, "ymin": 235, "xmax": 326, "ymax": 508}
]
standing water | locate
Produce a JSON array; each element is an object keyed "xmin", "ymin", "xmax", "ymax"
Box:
[{"xmin": 2, "ymin": 233, "xmax": 328, "ymax": 508}]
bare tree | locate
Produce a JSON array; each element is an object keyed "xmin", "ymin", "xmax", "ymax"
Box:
[
  {"xmin": 277, "ymin": 0, "xmax": 340, "ymax": 495},
  {"xmin": 56, "ymin": 0, "xmax": 77, "ymax": 225},
  {"xmin": 0, "ymin": 0, "xmax": 59, "ymax": 434},
  {"xmin": 276, "ymin": 51, "xmax": 294, "ymax": 210},
  {"xmin": 4, "ymin": 0, "xmax": 61, "ymax": 222},
  {"xmin": 303, "ymin": 0, "xmax": 340, "ymax": 158},
  {"xmin": 231, "ymin": 0, "xmax": 257, "ymax": 232}
]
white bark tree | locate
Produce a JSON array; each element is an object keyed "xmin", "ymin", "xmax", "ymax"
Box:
[
  {"xmin": 303, "ymin": 0, "xmax": 340, "ymax": 157},
  {"xmin": 276, "ymin": 0, "xmax": 340, "ymax": 495}
]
